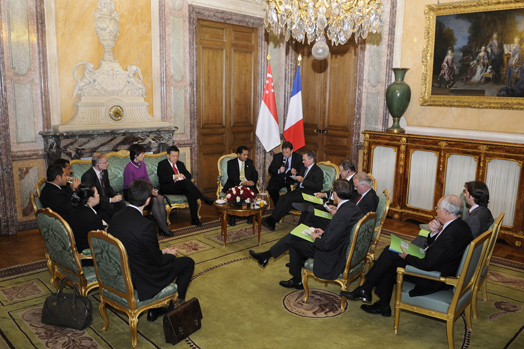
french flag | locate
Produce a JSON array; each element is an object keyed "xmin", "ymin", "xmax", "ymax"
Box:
[
  {"xmin": 284, "ymin": 66, "xmax": 305, "ymax": 150},
  {"xmin": 256, "ymin": 64, "xmax": 281, "ymax": 152}
]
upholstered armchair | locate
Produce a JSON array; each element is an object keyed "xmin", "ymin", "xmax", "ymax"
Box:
[
  {"xmin": 88, "ymin": 230, "xmax": 178, "ymax": 349},
  {"xmin": 363, "ymin": 189, "xmax": 391, "ymax": 273},
  {"xmin": 302, "ymin": 212, "xmax": 377, "ymax": 311},
  {"xmin": 216, "ymin": 153, "xmax": 260, "ymax": 199},
  {"xmin": 394, "ymin": 229, "xmax": 493, "ymax": 349},
  {"xmin": 35, "ymin": 208, "xmax": 98, "ymax": 296},
  {"xmin": 472, "ymin": 212, "xmax": 504, "ymax": 319}
]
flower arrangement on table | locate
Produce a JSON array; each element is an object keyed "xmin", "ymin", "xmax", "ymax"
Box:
[{"xmin": 225, "ymin": 185, "xmax": 257, "ymax": 205}]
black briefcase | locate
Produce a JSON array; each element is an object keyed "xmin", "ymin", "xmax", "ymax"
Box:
[{"xmin": 163, "ymin": 298, "xmax": 203, "ymax": 344}]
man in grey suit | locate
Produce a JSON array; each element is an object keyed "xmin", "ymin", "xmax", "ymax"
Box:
[
  {"xmin": 250, "ymin": 179, "xmax": 363, "ymax": 289},
  {"xmin": 463, "ymin": 181, "xmax": 494, "ymax": 238}
]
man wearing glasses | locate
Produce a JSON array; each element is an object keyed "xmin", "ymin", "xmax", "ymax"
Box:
[
  {"xmin": 352, "ymin": 172, "xmax": 379, "ymax": 215},
  {"xmin": 81, "ymin": 152, "xmax": 124, "ymax": 223}
]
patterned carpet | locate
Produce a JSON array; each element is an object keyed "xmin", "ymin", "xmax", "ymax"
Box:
[{"xmin": 1, "ymin": 220, "xmax": 524, "ymax": 348}]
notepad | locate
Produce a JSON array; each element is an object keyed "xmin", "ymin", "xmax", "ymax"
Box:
[
  {"xmin": 314, "ymin": 208, "xmax": 332, "ymax": 220},
  {"xmin": 389, "ymin": 235, "xmax": 425, "ymax": 259},
  {"xmin": 301, "ymin": 193, "xmax": 323, "ymax": 205},
  {"xmin": 290, "ymin": 224, "xmax": 315, "ymax": 242},
  {"xmin": 418, "ymin": 229, "xmax": 430, "ymax": 237}
]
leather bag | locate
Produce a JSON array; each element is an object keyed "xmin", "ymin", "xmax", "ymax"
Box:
[
  {"xmin": 163, "ymin": 298, "xmax": 203, "ymax": 344},
  {"xmin": 41, "ymin": 278, "xmax": 93, "ymax": 330}
]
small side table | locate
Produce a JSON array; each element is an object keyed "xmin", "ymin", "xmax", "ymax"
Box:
[{"xmin": 214, "ymin": 203, "xmax": 266, "ymax": 247}]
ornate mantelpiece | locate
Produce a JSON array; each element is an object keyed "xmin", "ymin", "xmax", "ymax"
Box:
[{"xmin": 40, "ymin": 128, "xmax": 176, "ymax": 163}]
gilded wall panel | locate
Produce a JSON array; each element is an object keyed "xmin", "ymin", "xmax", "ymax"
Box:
[
  {"xmin": 7, "ymin": 0, "xmax": 31, "ymax": 76},
  {"xmin": 13, "ymin": 159, "xmax": 46, "ymax": 222}
]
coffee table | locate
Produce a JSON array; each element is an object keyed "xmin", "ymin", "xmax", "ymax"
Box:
[{"xmin": 214, "ymin": 203, "xmax": 267, "ymax": 247}]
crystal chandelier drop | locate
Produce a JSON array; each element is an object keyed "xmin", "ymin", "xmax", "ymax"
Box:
[{"xmin": 264, "ymin": 0, "xmax": 384, "ymax": 60}]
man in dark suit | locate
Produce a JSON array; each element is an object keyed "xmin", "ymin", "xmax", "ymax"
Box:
[
  {"xmin": 297, "ymin": 159, "xmax": 358, "ymax": 229},
  {"xmin": 109, "ymin": 179, "xmax": 195, "ymax": 322},
  {"xmin": 352, "ymin": 172, "xmax": 379, "ymax": 215},
  {"xmin": 262, "ymin": 150, "xmax": 324, "ymax": 231},
  {"xmin": 250, "ymin": 179, "xmax": 363, "ymax": 289},
  {"xmin": 267, "ymin": 141, "xmax": 304, "ymax": 206},
  {"xmin": 40, "ymin": 164, "xmax": 80, "ymax": 220},
  {"xmin": 223, "ymin": 145, "xmax": 259, "ymax": 226},
  {"xmin": 81, "ymin": 153, "xmax": 124, "ymax": 223},
  {"xmin": 223, "ymin": 145, "xmax": 259, "ymax": 194},
  {"xmin": 463, "ymin": 181, "xmax": 494, "ymax": 238},
  {"xmin": 53, "ymin": 159, "xmax": 76, "ymax": 195},
  {"xmin": 341, "ymin": 195, "xmax": 473, "ymax": 317},
  {"xmin": 157, "ymin": 145, "xmax": 214, "ymax": 227}
]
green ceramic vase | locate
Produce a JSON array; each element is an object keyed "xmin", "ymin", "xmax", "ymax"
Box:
[{"xmin": 386, "ymin": 68, "xmax": 411, "ymax": 134}]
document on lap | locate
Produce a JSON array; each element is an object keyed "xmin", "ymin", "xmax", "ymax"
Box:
[
  {"xmin": 389, "ymin": 235, "xmax": 425, "ymax": 259},
  {"xmin": 418, "ymin": 229, "xmax": 430, "ymax": 237},
  {"xmin": 314, "ymin": 208, "xmax": 332, "ymax": 220},
  {"xmin": 302, "ymin": 193, "xmax": 323, "ymax": 205},
  {"xmin": 290, "ymin": 224, "xmax": 315, "ymax": 242}
]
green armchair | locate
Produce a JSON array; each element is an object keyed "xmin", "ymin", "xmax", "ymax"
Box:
[
  {"xmin": 302, "ymin": 212, "xmax": 377, "ymax": 311},
  {"xmin": 394, "ymin": 229, "xmax": 493, "ymax": 349},
  {"xmin": 89, "ymin": 230, "xmax": 178, "ymax": 349},
  {"xmin": 35, "ymin": 208, "xmax": 98, "ymax": 296}
]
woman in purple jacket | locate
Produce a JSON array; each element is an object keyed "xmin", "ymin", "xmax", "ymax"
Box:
[{"xmin": 123, "ymin": 144, "xmax": 174, "ymax": 236}]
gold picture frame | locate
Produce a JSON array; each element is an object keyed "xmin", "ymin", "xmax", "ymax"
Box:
[{"xmin": 420, "ymin": 0, "xmax": 524, "ymax": 110}]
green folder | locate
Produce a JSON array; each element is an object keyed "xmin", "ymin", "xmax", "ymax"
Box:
[
  {"xmin": 419, "ymin": 229, "xmax": 430, "ymax": 237},
  {"xmin": 290, "ymin": 223, "xmax": 315, "ymax": 242},
  {"xmin": 389, "ymin": 234, "xmax": 425, "ymax": 259},
  {"xmin": 301, "ymin": 193, "xmax": 323, "ymax": 205},
  {"xmin": 314, "ymin": 208, "xmax": 332, "ymax": 220}
]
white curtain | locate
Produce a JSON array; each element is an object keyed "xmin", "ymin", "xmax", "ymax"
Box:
[
  {"xmin": 407, "ymin": 150, "xmax": 438, "ymax": 210},
  {"xmin": 486, "ymin": 159, "xmax": 520, "ymax": 226},
  {"xmin": 444, "ymin": 154, "xmax": 477, "ymax": 196},
  {"xmin": 371, "ymin": 146, "xmax": 396, "ymax": 198}
]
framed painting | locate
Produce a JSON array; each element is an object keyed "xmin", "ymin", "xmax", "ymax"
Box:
[{"xmin": 420, "ymin": 0, "xmax": 524, "ymax": 109}]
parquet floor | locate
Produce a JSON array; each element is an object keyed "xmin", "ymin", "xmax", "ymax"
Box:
[{"xmin": 1, "ymin": 205, "xmax": 523, "ymax": 269}]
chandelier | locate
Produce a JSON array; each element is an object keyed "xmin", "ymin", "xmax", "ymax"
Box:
[{"xmin": 264, "ymin": 0, "xmax": 384, "ymax": 59}]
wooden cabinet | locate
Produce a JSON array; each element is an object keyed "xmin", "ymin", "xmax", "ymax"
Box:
[{"xmin": 362, "ymin": 131, "xmax": 524, "ymax": 249}]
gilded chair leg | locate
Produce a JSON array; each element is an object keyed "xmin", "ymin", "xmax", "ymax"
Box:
[
  {"xmin": 464, "ymin": 307, "xmax": 472, "ymax": 331},
  {"xmin": 165, "ymin": 205, "xmax": 172, "ymax": 226},
  {"xmin": 197, "ymin": 199, "xmax": 202, "ymax": 220},
  {"xmin": 472, "ymin": 286, "xmax": 479, "ymax": 319},
  {"xmin": 302, "ymin": 272, "xmax": 310, "ymax": 303},
  {"xmin": 99, "ymin": 300, "xmax": 109, "ymax": 332},
  {"xmin": 446, "ymin": 318, "xmax": 455, "ymax": 349},
  {"xmin": 129, "ymin": 315, "xmax": 139, "ymax": 349},
  {"xmin": 393, "ymin": 305, "xmax": 400, "ymax": 335}
]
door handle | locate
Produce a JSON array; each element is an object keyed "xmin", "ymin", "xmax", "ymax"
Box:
[
  {"xmin": 322, "ymin": 130, "xmax": 329, "ymax": 134},
  {"xmin": 314, "ymin": 129, "xmax": 321, "ymax": 133}
]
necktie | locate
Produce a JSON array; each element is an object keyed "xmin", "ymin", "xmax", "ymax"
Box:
[
  {"xmin": 240, "ymin": 162, "xmax": 246, "ymax": 182},
  {"xmin": 300, "ymin": 168, "xmax": 309, "ymax": 188},
  {"xmin": 356, "ymin": 194, "xmax": 362, "ymax": 204},
  {"xmin": 284, "ymin": 158, "xmax": 289, "ymax": 172},
  {"xmin": 99, "ymin": 172, "xmax": 107, "ymax": 197},
  {"xmin": 172, "ymin": 163, "xmax": 179, "ymax": 175}
]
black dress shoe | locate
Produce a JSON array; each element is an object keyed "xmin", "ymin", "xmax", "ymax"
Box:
[
  {"xmin": 191, "ymin": 219, "xmax": 203, "ymax": 227},
  {"xmin": 279, "ymin": 278, "xmax": 303, "ymax": 290},
  {"xmin": 147, "ymin": 301, "xmax": 174, "ymax": 322},
  {"xmin": 340, "ymin": 286, "xmax": 372, "ymax": 303},
  {"xmin": 285, "ymin": 263, "xmax": 290, "ymax": 268},
  {"xmin": 159, "ymin": 230, "xmax": 175, "ymax": 237},
  {"xmin": 262, "ymin": 217, "xmax": 275, "ymax": 231},
  {"xmin": 249, "ymin": 250, "xmax": 268, "ymax": 268},
  {"xmin": 361, "ymin": 302, "xmax": 391, "ymax": 317},
  {"xmin": 228, "ymin": 216, "xmax": 236, "ymax": 226},
  {"xmin": 203, "ymin": 196, "xmax": 214, "ymax": 205}
]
